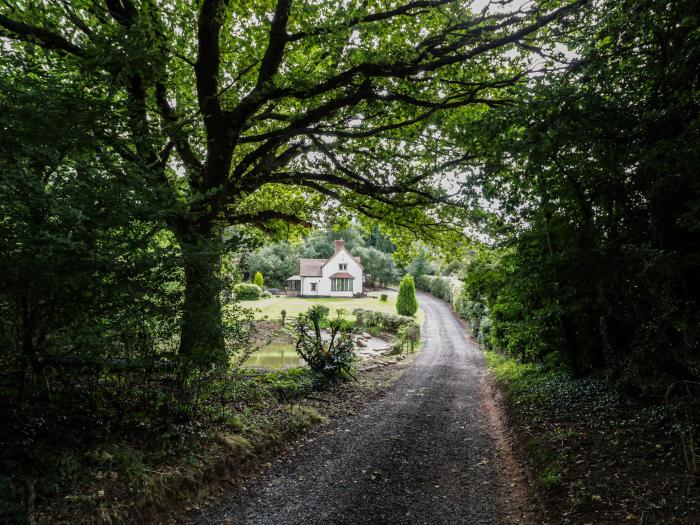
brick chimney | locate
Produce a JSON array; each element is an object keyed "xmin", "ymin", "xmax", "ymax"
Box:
[{"xmin": 334, "ymin": 239, "xmax": 345, "ymax": 254}]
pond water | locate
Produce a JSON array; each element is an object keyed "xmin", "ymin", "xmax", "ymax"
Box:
[{"xmin": 245, "ymin": 343, "xmax": 305, "ymax": 368}]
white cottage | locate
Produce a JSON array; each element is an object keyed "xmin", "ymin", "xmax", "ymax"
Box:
[{"xmin": 286, "ymin": 240, "xmax": 363, "ymax": 297}]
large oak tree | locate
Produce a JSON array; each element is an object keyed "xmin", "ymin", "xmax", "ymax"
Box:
[{"xmin": 0, "ymin": 0, "xmax": 585, "ymax": 367}]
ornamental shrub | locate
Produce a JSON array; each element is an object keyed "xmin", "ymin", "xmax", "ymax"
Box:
[
  {"xmin": 253, "ymin": 271, "xmax": 264, "ymax": 287},
  {"xmin": 234, "ymin": 283, "xmax": 262, "ymax": 300},
  {"xmin": 396, "ymin": 274, "xmax": 418, "ymax": 316},
  {"xmin": 380, "ymin": 293, "xmax": 388, "ymax": 302},
  {"xmin": 295, "ymin": 307, "xmax": 355, "ymax": 383}
]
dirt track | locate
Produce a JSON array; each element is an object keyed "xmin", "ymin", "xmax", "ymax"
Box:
[{"xmin": 187, "ymin": 292, "xmax": 528, "ymax": 525}]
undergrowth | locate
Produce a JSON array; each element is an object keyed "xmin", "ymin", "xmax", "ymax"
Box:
[
  {"xmin": 485, "ymin": 351, "xmax": 700, "ymax": 523},
  {"xmin": 0, "ymin": 365, "xmax": 371, "ymax": 524}
]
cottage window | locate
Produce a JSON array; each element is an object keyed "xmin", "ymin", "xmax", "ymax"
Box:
[
  {"xmin": 311, "ymin": 283, "xmax": 317, "ymax": 292},
  {"xmin": 331, "ymin": 278, "xmax": 352, "ymax": 291},
  {"xmin": 339, "ymin": 263, "xmax": 347, "ymax": 270}
]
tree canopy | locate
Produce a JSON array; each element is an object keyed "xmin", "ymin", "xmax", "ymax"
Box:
[{"xmin": 0, "ymin": 0, "xmax": 587, "ymax": 363}]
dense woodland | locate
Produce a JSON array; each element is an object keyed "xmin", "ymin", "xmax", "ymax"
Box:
[{"xmin": 0, "ymin": 0, "xmax": 698, "ymax": 522}]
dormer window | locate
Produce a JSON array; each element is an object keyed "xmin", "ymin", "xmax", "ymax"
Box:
[{"xmin": 339, "ymin": 263, "xmax": 347, "ymax": 270}]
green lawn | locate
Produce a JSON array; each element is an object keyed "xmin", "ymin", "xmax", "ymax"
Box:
[{"xmin": 243, "ymin": 289, "xmax": 424, "ymax": 325}]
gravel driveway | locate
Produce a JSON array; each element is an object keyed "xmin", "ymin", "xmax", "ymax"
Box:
[{"xmin": 188, "ymin": 292, "xmax": 508, "ymax": 524}]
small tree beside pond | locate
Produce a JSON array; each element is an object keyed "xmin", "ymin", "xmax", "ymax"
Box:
[
  {"xmin": 396, "ymin": 275, "xmax": 418, "ymax": 316},
  {"xmin": 294, "ymin": 305, "xmax": 354, "ymax": 384},
  {"xmin": 397, "ymin": 323, "xmax": 421, "ymax": 353},
  {"xmin": 253, "ymin": 271, "xmax": 264, "ymax": 288}
]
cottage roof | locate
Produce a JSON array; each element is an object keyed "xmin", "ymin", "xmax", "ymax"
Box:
[{"xmin": 299, "ymin": 258, "xmax": 326, "ymax": 276}]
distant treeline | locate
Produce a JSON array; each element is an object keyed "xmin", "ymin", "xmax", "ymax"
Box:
[{"xmin": 238, "ymin": 226, "xmax": 398, "ymax": 289}]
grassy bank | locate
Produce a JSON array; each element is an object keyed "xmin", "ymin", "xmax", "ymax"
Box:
[
  {"xmin": 1, "ymin": 357, "xmax": 412, "ymax": 524},
  {"xmin": 485, "ymin": 351, "xmax": 700, "ymax": 524}
]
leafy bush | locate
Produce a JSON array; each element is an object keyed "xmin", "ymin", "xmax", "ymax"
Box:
[
  {"xmin": 280, "ymin": 309, "xmax": 287, "ymax": 324},
  {"xmin": 294, "ymin": 306, "xmax": 355, "ymax": 383},
  {"xmin": 397, "ymin": 323, "xmax": 421, "ymax": 353},
  {"xmin": 352, "ymin": 308, "xmax": 420, "ymax": 337},
  {"xmin": 253, "ymin": 271, "xmax": 264, "ymax": 287},
  {"xmin": 308, "ymin": 304, "xmax": 329, "ymax": 320},
  {"xmin": 260, "ymin": 368, "xmax": 316, "ymax": 401},
  {"xmin": 380, "ymin": 293, "xmax": 388, "ymax": 302},
  {"xmin": 234, "ymin": 283, "xmax": 262, "ymax": 300},
  {"xmin": 430, "ymin": 276, "xmax": 452, "ymax": 301},
  {"xmin": 396, "ymin": 274, "xmax": 418, "ymax": 316}
]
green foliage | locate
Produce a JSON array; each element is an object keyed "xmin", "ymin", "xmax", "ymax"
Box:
[
  {"xmin": 300, "ymin": 226, "xmax": 366, "ymax": 259},
  {"xmin": 294, "ymin": 308, "xmax": 355, "ymax": 384},
  {"xmin": 253, "ymin": 272, "xmax": 264, "ymax": 287},
  {"xmin": 234, "ymin": 283, "xmax": 262, "ymax": 300},
  {"xmin": 396, "ymin": 275, "xmax": 418, "ymax": 317},
  {"xmin": 353, "ymin": 308, "xmax": 419, "ymax": 336},
  {"xmin": 260, "ymin": 367, "xmax": 316, "ymax": 401},
  {"xmin": 355, "ymin": 246, "xmax": 399, "ymax": 288},
  {"xmin": 280, "ymin": 309, "xmax": 287, "ymax": 325},
  {"xmin": 406, "ymin": 250, "xmax": 438, "ymax": 279},
  {"xmin": 539, "ymin": 467, "xmax": 562, "ymax": 493},
  {"xmin": 397, "ymin": 323, "xmax": 421, "ymax": 353},
  {"xmin": 415, "ymin": 274, "xmax": 458, "ymax": 303},
  {"xmin": 455, "ymin": 0, "xmax": 700, "ymax": 389},
  {"xmin": 380, "ymin": 294, "xmax": 388, "ymax": 302},
  {"xmin": 307, "ymin": 304, "xmax": 329, "ymax": 321},
  {"xmin": 243, "ymin": 242, "xmax": 299, "ymax": 289}
]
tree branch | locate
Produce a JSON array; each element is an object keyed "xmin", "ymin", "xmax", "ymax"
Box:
[
  {"xmin": 0, "ymin": 13, "xmax": 85, "ymax": 56},
  {"xmin": 256, "ymin": 0, "xmax": 291, "ymax": 87},
  {"xmin": 228, "ymin": 210, "xmax": 312, "ymax": 228},
  {"xmin": 196, "ymin": 0, "xmax": 227, "ymax": 119},
  {"xmin": 154, "ymin": 82, "xmax": 203, "ymax": 173},
  {"xmin": 287, "ymin": 0, "xmax": 454, "ymax": 42}
]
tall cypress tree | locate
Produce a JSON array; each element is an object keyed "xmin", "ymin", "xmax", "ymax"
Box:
[{"xmin": 396, "ymin": 275, "xmax": 418, "ymax": 317}]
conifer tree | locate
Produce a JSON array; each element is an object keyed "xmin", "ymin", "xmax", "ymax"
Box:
[{"xmin": 396, "ymin": 275, "xmax": 418, "ymax": 317}]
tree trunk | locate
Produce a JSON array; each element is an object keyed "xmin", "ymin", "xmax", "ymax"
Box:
[{"xmin": 177, "ymin": 223, "xmax": 226, "ymax": 368}]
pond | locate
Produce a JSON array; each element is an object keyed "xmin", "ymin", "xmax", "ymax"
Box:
[{"xmin": 245, "ymin": 343, "xmax": 305, "ymax": 368}]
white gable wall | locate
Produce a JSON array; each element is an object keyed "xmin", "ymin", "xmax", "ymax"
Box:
[
  {"xmin": 318, "ymin": 248, "xmax": 363, "ymax": 296},
  {"xmin": 300, "ymin": 276, "xmax": 322, "ymax": 296}
]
